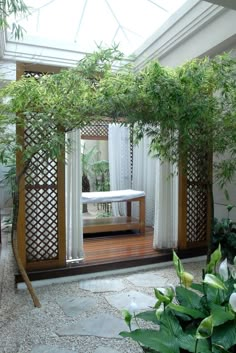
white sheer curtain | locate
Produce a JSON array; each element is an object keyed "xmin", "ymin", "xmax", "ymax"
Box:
[
  {"xmin": 153, "ymin": 161, "xmax": 178, "ymax": 249},
  {"xmin": 108, "ymin": 123, "xmax": 131, "ymax": 216},
  {"xmin": 65, "ymin": 129, "xmax": 84, "ymax": 261},
  {"xmin": 132, "ymin": 135, "xmax": 157, "ymax": 226},
  {"xmin": 132, "ymin": 134, "xmax": 178, "ymax": 249}
]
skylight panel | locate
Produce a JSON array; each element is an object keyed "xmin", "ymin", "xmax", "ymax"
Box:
[{"xmin": 7, "ymin": 0, "xmax": 189, "ymax": 56}]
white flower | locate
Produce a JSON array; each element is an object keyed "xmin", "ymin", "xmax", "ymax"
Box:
[
  {"xmin": 230, "ymin": 266, "xmax": 236, "ymax": 280},
  {"xmin": 229, "ymin": 293, "xmax": 236, "ymax": 312},
  {"xmin": 219, "ymin": 258, "xmax": 228, "ymax": 281},
  {"xmin": 128, "ymin": 301, "xmax": 138, "ymax": 314}
]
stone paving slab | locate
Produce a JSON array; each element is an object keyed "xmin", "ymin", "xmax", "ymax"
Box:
[
  {"xmin": 31, "ymin": 345, "xmax": 77, "ymax": 353},
  {"xmin": 56, "ymin": 313, "xmax": 128, "ymax": 338},
  {"xmin": 94, "ymin": 347, "xmax": 121, "ymax": 353},
  {"xmin": 105, "ymin": 290, "xmax": 156, "ymax": 311},
  {"xmin": 57, "ymin": 296, "xmax": 97, "ymax": 317},
  {"xmin": 79, "ymin": 278, "xmax": 125, "ymax": 292},
  {"xmin": 126, "ymin": 272, "xmax": 170, "ymax": 288}
]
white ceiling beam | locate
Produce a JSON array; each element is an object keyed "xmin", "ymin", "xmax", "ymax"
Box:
[{"xmin": 204, "ymin": 0, "xmax": 236, "ymax": 10}]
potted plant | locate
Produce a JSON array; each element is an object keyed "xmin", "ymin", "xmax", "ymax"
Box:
[{"xmin": 120, "ymin": 247, "xmax": 236, "ymax": 352}]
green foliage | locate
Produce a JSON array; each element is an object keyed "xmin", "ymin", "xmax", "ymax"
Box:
[
  {"xmin": 0, "ymin": 0, "xmax": 29, "ymax": 39},
  {"xmin": 1, "ymin": 48, "xmax": 236, "ymax": 190},
  {"xmin": 212, "ymin": 206, "xmax": 236, "ymax": 264},
  {"xmin": 0, "ymin": 47, "xmax": 123, "ymax": 167},
  {"xmin": 120, "ymin": 249, "xmax": 236, "ymax": 353},
  {"xmin": 92, "ymin": 160, "xmax": 110, "ymax": 192}
]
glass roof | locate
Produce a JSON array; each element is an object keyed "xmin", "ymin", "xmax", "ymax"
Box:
[{"xmin": 9, "ymin": 0, "xmax": 189, "ymax": 56}]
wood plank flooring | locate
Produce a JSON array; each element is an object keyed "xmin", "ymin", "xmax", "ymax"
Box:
[
  {"xmin": 83, "ymin": 228, "xmax": 158, "ymax": 264},
  {"xmin": 7, "ymin": 225, "xmax": 207, "ymax": 283}
]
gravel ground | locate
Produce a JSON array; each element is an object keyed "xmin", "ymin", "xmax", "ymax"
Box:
[{"xmin": 0, "ymin": 231, "xmax": 206, "ymax": 353}]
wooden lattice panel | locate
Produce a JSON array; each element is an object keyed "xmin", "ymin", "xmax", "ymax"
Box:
[
  {"xmin": 24, "ymin": 120, "xmax": 59, "ymax": 262},
  {"xmin": 16, "ymin": 63, "xmax": 66, "ymax": 270},
  {"xmin": 186, "ymin": 149, "xmax": 209, "ymax": 244},
  {"xmin": 81, "ymin": 121, "xmax": 109, "ymax": 139}
]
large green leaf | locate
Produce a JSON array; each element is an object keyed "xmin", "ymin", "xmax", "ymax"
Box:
[
  {"xmin": 179, "ymin": 333, "xmax": 212, "ymax": 353},
  {"xmin": 160, "ymin": 309, "xmax": 184, "ymax": 337},
  {"xmin": 191, "ymin": 283, "xmax": 204, "ymax": 293},
  {"xmin": 168, "ymin": 303, "xmax": 205, "ymax": 319},
  {"xmin": 212, "ymin": 321, "xmax": 236, "ymax": 349},
  {"xmin": 205, "ymin": 284, "xmax": 219, "ymax": 304},
  {"xmin": 120, "ymin": 329, "xmax": 180, "ymax": 353},
  {"xmin": 136, "ymin": 310, "xmax": 159, "ymax": 324},
  {"xmin": 210, "ymin": 303, "xmax": 235, "ymax": 326},
  {"xmin": 176, "ymin": 286, "xmax": 202, "ymax": 309}
]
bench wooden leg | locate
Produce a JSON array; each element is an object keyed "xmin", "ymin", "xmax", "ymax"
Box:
[
  {"xmin": 127, "ymin": 201, "xmax": 131, "ymax": 217},
  {"xmin": 139, "ymin": 197, "xmax": 145, "ymax": 234}
]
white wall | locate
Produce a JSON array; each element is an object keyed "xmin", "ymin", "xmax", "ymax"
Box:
[{"xmin": 134, "ymin": 1, "xmax": 236, "ymax": 69}]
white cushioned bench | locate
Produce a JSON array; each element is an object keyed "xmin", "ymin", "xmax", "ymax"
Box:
[{"xmin": 82, "ymin": 189, "xmax": 145, "ymax": 234}]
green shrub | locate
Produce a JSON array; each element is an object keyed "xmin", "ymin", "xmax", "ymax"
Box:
[{"xmin": 120, "ymin": 248, "xmax": 236, "ymax": 353}]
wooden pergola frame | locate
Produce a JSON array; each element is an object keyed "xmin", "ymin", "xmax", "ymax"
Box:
[{"xmin": 16, "ymin": 62, "xmax": 212, "ymax": 272}]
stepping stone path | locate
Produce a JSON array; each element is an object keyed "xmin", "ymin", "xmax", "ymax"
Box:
[
  {"xmin": 31, "ymin": 344, "xmax": 121, "ymax": 353},
  {"xmin": 31, "ymin": 345, "xmax": 77, "ymax": 353},
  {"xmin": 57, "ymin": 296, "xmax": 97, "ymax": 317},
  {"xmin": 56, "ymin": 313, "xmax": 129, "ymax": 338},
  {"xmin": 34, "ymin": 276, "xmax": 160, "ymax": 352},
  {"xmin": 127, "ymin": 272, "xmax": 170, "ymax": 288},
  {"xmin": 94, "ymin": 347, "xmax": 121, "ymax": 353},
  {"xmin": 105, "ymin": 290, "xmax": 156, "ymax": 311},
  {"xmin": 79, "ymin": 278, "xmax": 125, "ymax": 292}
]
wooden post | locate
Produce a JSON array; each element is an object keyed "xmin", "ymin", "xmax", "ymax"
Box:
[{"xmin": 139, "ymin": 197, "xmax": 145, "ymax": 234}]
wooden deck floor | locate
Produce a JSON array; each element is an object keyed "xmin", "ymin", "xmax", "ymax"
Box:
[
  {"xmin": 0, "ymin": 226, "xmax": 207, "ymax": 284},
  {"xmin": 83, "ymin": 227, "xmax": 158, "ymax": 264}
]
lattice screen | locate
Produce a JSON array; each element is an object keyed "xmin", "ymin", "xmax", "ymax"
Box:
[
  {"xmin": 24, "ymin": 116, "xmax": 59, "ymax": 262},
  {"xmin": 81, "ymin": 121, "xmax": 109, "ymax": 138},
  {"xmin": 186, "ymin": 148, "xmax": 209, "ymax": 244},
  {"xmin": 22, "ymin": 69, "xmax": 62, "ymax": 265}
]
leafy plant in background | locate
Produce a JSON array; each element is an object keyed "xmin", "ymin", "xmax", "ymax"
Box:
[
  {"xmin": 92, "ymin": 159, "xmax": 111, "ymax": 215},
  {"xmin": 0, "ymin": 0, "xmax": 30, "ymax": 39},
  {"xmin": 92, "ymin": 159, "xmax": 110, "ymax": 192},
  {"xmin": 212, "ymin": 204, "xmax": 236, "ymax": 264},
  {"xmin": 81, "ymin": 144, "xmax": 98, "ymax": 213},
  {"xmin": 120, "ymin": 247, "xmax": 236, "ymax": 353}
]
